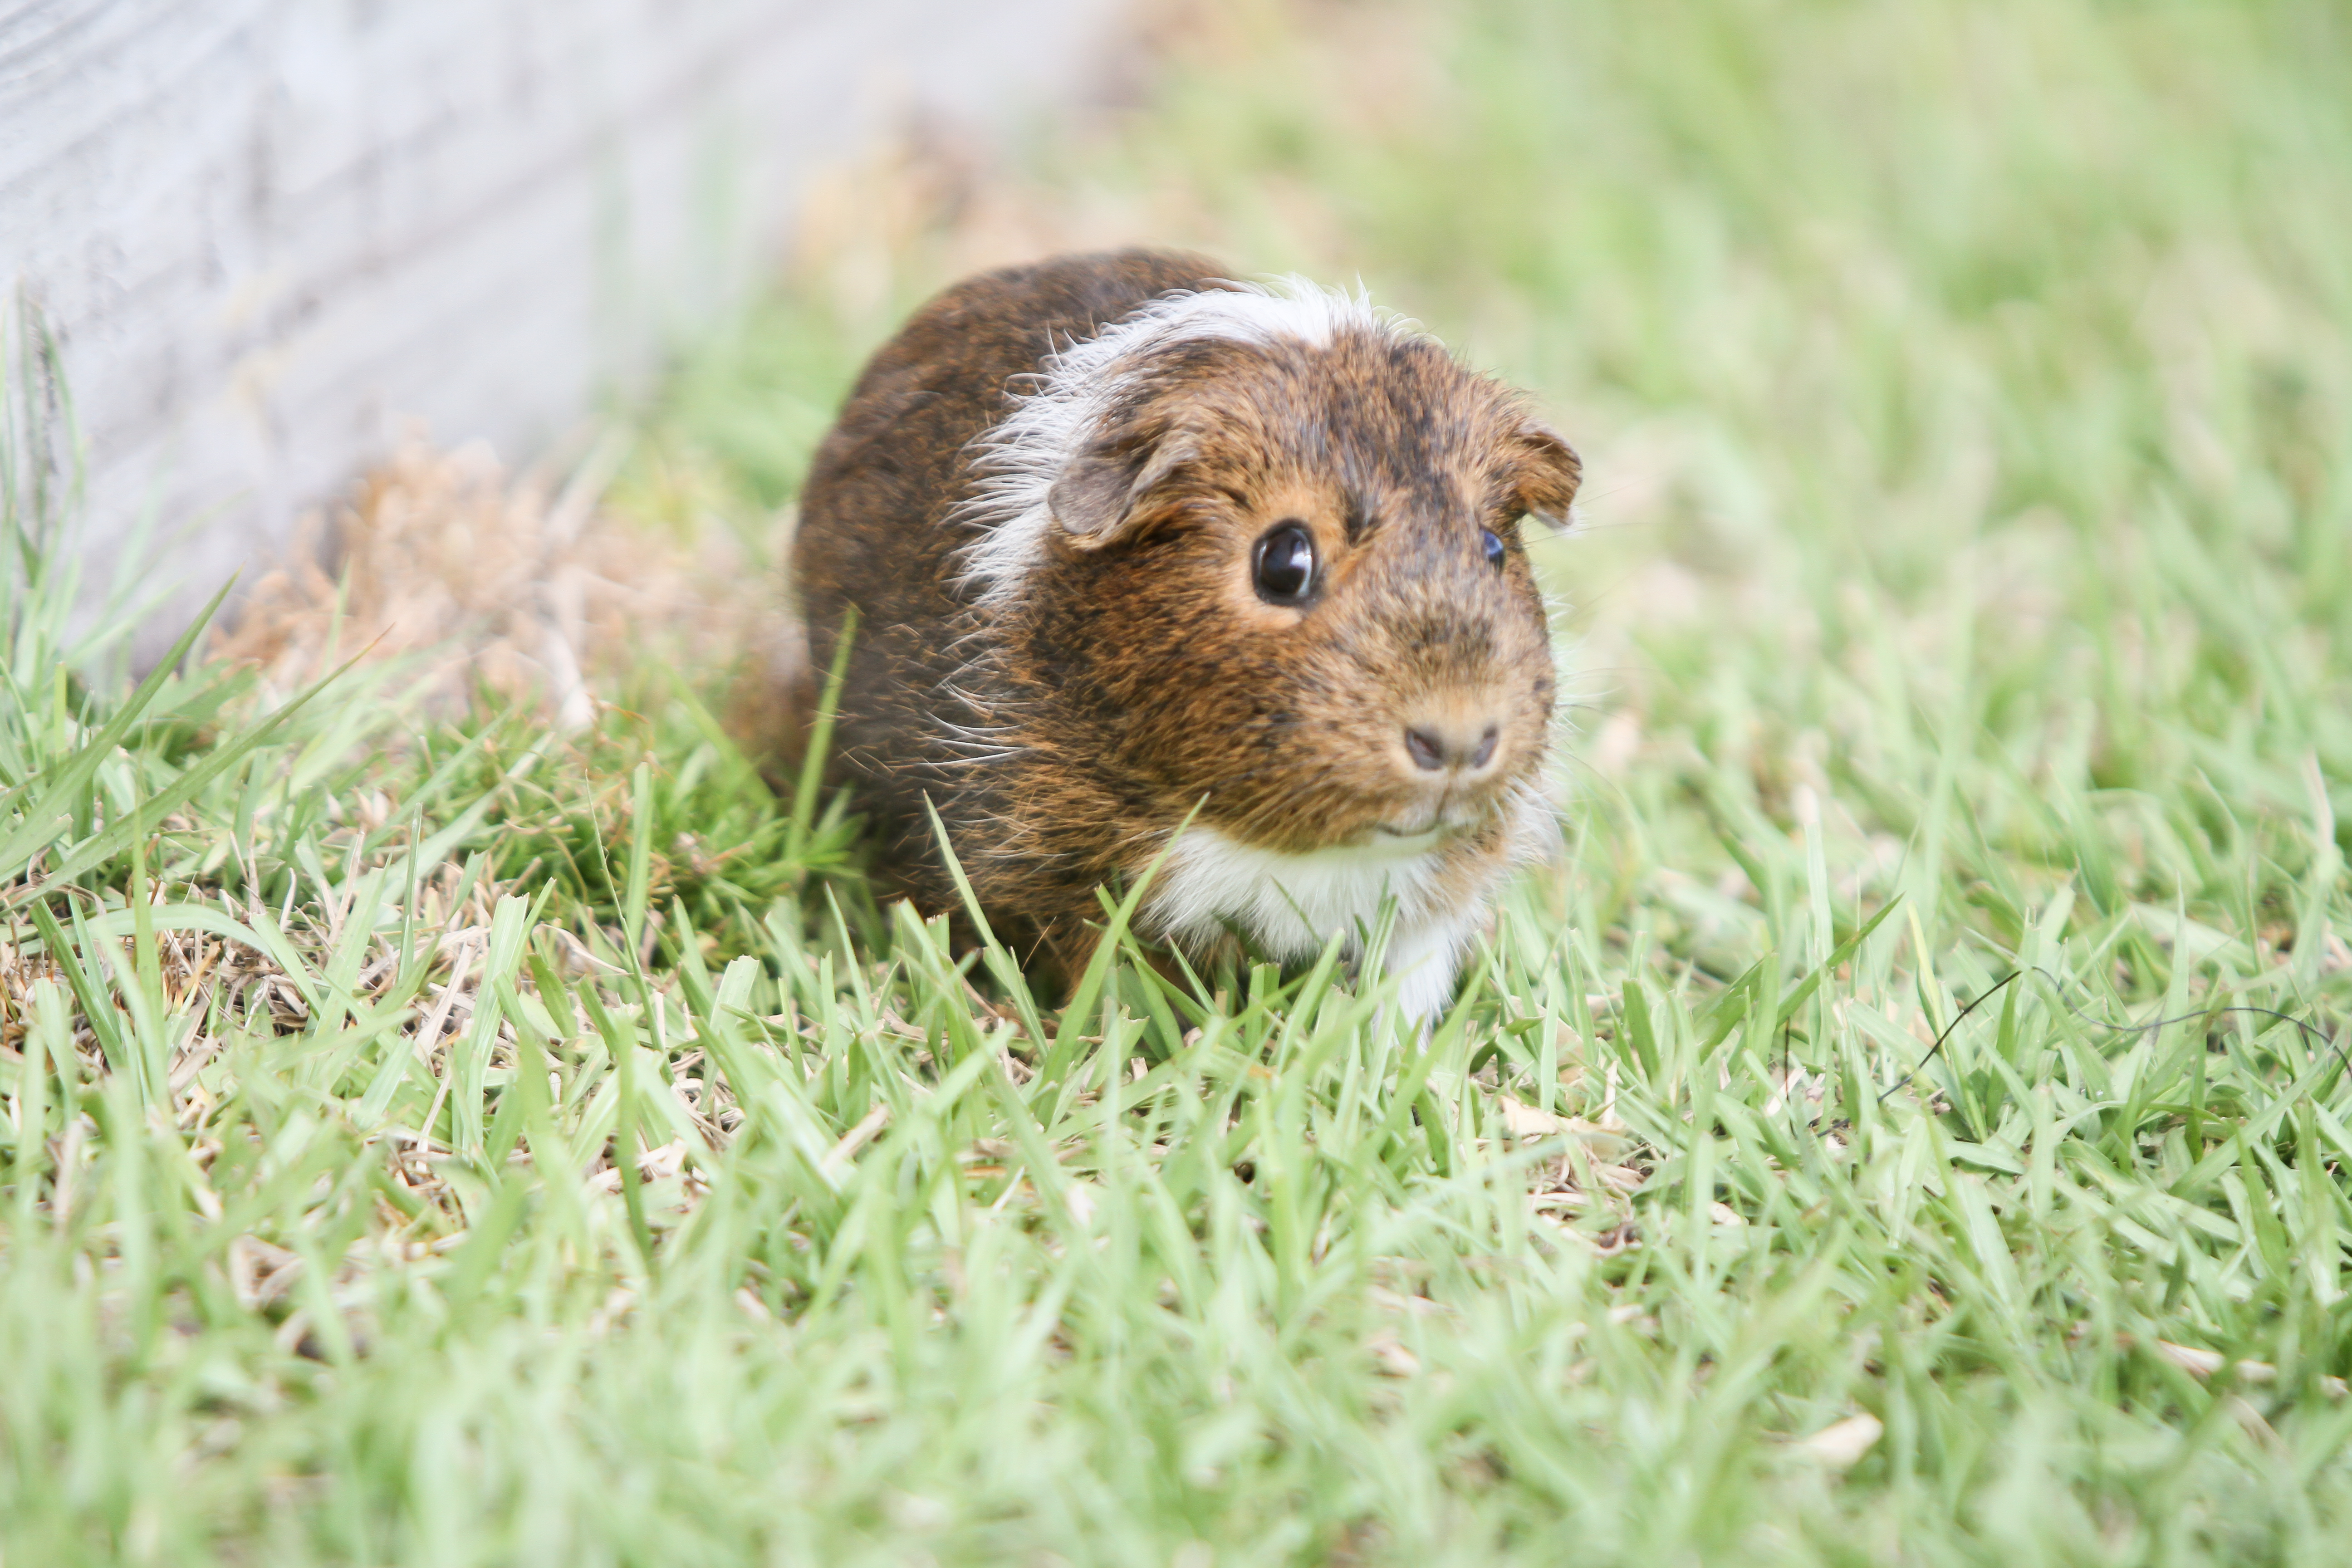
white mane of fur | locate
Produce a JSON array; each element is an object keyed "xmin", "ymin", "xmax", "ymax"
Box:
[{"xmin": 953, "ymin": 275, "xmax": 1413, "ymax": 606}]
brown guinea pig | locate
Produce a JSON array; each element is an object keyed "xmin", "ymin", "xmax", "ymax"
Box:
[{"xmin": 791, "ymin": 249, "xmax": 1580, "ymax": 1019}]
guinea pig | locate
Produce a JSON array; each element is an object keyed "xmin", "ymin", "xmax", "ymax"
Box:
[{"xmin": 791, "ymin": 249, "xmax": 1580, "ymax": 1020}]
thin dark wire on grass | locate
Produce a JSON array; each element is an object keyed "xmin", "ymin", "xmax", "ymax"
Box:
[
  {"xmin": 1872, "ymin": 970, "xmax": 2028, "ymax": 1105},
  {"xmin": 1877, "ymin": 965, "xmax": 2347, "ymax": 1104}
]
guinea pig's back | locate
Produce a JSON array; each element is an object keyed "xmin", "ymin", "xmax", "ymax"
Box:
[{"xmin": 793, "ymin": 250, "xmax": 1227, "ymax": 879}]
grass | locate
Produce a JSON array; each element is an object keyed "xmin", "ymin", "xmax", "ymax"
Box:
[{"xmin": 5, "ymin": 0, "xmax": 2351, "ymax": 1561}]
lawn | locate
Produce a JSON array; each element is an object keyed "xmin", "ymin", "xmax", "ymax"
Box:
[{"xmin": 4, "ymin": 0, "xmax": 2350, "ymax": 1562}]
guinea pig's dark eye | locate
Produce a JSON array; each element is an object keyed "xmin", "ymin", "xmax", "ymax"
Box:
[
  {"xmin": 1253, "ymin": 522, "xmax": 1318, "ymax": 605},
  {"xmin": 1481, "ymin": 528, "xmax": 1507, "ymax": 570}
]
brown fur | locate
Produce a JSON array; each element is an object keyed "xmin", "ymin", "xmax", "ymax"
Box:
[{"xmin": 792, "ymin": 250, "xmax": 1579, "ymax": 989}]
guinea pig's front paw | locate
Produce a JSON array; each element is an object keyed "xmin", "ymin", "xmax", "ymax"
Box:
[{"xmin": 1381, "ymin": 917, "xmax": 1476, "ymax": 1029}]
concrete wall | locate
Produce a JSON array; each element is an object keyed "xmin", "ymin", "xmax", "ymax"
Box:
[{"xmin": 0, "ymin": 0, "xmax": 1121, "ymax": 643}]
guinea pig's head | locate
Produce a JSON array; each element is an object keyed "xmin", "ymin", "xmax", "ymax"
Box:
[{"xmin": 963, "ymin": 282, "xmax": 1580, "ymax": 857}]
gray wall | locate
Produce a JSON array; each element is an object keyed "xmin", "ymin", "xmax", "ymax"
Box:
[{"xmin": 1, "ymin": 0, "xmax": 1121, "ymax": 641}]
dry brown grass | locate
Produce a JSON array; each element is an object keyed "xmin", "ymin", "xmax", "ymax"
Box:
[{"xmin": 211, "ymin": 431, "xmax": 804, "ymax": 751}]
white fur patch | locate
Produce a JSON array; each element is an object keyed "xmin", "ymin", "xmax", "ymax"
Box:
[
  {"xmin": 1384, "ymin": 915, "xmax": 1485, "ymax": 1024},
  {"xmin": 1142, "ymin": 811, "xmax": 1528, "ymax": 1022},
  {"xmin": 955, "ymin": 276, "xmax": 1412, "ymax": 606}
]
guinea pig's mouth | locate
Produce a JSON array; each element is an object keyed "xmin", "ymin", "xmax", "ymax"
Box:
[
  {"xmin": 1368, "ymin": 809, "xmax": 1488, "ymax": 849},
  {"xmin": 1369, "ymin": 824, "xmax": 1451, "ymax": 851}
]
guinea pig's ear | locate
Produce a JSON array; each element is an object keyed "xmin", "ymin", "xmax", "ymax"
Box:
[
  {"xmin": 1505, "ymin": 419, "xmax": 1583, "ymax": 525},
  {"xmin": 1047, "ymin": 434, "xmax": 1197, "ymax": 550}
]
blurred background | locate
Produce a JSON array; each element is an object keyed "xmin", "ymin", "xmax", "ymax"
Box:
[
  {"xmin": 9, "ymin": 0, "xmax": 2348, "ymax": 898},
  {"xmin": 630, "ymin": 0, "xmax": 2352, "ymax": 923},
  {"xmin": 1, "ymin": 0, "xmax": 1120, "ymax": 643}
]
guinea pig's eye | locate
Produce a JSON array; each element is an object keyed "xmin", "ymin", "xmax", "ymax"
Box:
[
  {"xmin": 1253, "ymin": 522, "xmax": 1318, "ymax": 605},
  {"xmin": 1481, "ymin": 528, "xmax": 1507, "ymax": 570}
]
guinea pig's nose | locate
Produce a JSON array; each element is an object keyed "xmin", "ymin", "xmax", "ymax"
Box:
[{"xmin": 1402, "ymin": 718, "xmax": 1502, "ymax": 774}]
